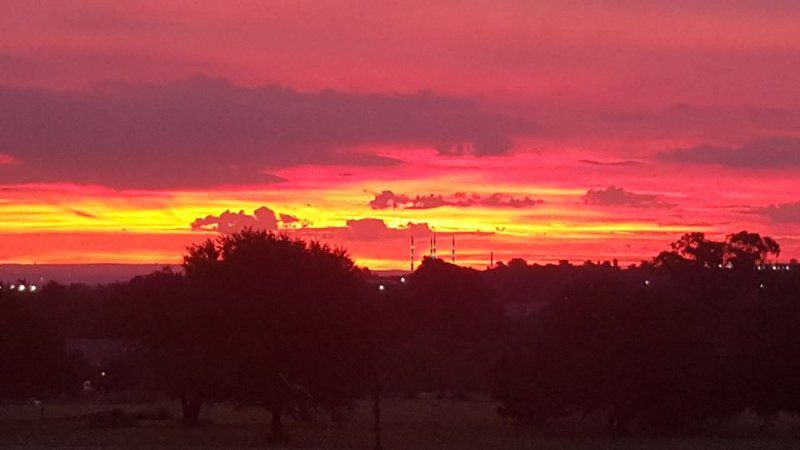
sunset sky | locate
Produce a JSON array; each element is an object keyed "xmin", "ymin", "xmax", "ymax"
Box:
[{"xmin": 1, "ymin": 1, "xmax": 800, "ymax": 270}]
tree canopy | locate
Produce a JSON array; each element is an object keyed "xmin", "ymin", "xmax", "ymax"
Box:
[{"xmin": 152, "ymin": 229, "xmax": 372, "ymax": 438}]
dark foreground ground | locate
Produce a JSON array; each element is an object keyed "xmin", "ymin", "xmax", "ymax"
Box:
[{"xmin": 2, "ymin": 398, "xmax": 800, "ymax": 449}]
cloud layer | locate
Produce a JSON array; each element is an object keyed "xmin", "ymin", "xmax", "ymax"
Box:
[
  {"xmin": 751, "ymin": 201, "xmax": 800, "ymax": 224},
  {"xmin": 190, "ymin": 206, "xmax": 437, "ymax": 242},
  {"xmin": 656, "ymin": 137, "xmax": 800, "ymax": 169},
  {"xmin": 0, "ymin": 77, "xmax": 535, "ymax": 188},
  {"xmin": 582, "ymin": 186, "xmax": 674, "ymax": 209},
  {"xmin": 369, "ymin": 190, "xmax": 543, "ymax": 210}
]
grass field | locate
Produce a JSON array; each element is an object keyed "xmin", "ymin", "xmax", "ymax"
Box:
[{"xmin": 2, "ymin": 398, "xmax": 800, "ymax": 449}]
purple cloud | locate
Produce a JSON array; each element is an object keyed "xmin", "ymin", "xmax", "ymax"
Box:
[
  {"xmin": 582, "ymin": 186, "xmax": 674, "ymax": 209},
  {"xmin": 369, "ymin": 190, "xmax": 543, "ymax": 210},
  {"xmin": 0, "ymin": 77, "xmax": 536, "ymax": 188},
  {"xmin": 750, "ymin": 201, "xmax": 800, "ymax": 224},
  {"xmin": 656, "ymin": 137, "xmax": 800, "ymax": 169},
  {"xmin": 578, "ymin": 159, "xmax": 642, "ymax": 166},
  {"xmin": 191, "ymin": 206, "xmax": 282, "ymax": 233}
]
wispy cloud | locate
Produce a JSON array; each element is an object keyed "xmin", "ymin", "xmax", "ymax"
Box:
[
  {"xmin": 656, "ymin": 137, "xmax": 800, "ymax": 169},
  {"xmin": 578, "ymin": 159, "xmax": 642, "ymax": 167},
  {"xmin": 749, "ymin": 201, "xmax": 800, "ymax": 224},
  {"xmin": 369, "ymin": 190, "xmax": 543, "ymax": 210}
]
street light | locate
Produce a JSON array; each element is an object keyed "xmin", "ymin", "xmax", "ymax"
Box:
[{"xmin": 2, "ymin": 282, "xmax": 40, "ymax": 294}]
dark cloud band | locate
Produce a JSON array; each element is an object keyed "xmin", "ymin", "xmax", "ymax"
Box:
[{"xmin": 0, "ymin": 77, "xmax": 535, "ymax": 189}]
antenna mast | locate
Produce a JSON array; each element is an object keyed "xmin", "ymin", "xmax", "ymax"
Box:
[{"xmin": 410, "ymin": 236, "xmax": 415, "ymax": 271}]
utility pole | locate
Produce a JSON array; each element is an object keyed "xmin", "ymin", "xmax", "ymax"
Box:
[{"xmin": 373, "ymin": 378, "xmax": 382, "ymax": 450}]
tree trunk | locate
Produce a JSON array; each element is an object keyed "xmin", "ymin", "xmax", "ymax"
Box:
[
  {"xmin": 608, "ymin": 409, "xmax": 628, "ymax": 437},
  {"xmin": 373, "ymin": 385, "xmax": 383, "ymax": 450},
  {"xmin": 270, "ymin": 406, "xmax": 287, "ymax": 441},
  {"xmin": 181, "ymin": 395, "xmax": 203, "ymax": 425}
]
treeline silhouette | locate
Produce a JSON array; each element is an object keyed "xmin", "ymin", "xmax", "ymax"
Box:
[{"xmin": 2, "ymin": 229, "xmax": 800, "ymax": 438}]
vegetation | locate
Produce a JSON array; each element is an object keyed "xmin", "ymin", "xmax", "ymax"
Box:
[
  {"xmin": 3, "ymin": 229, "xmax": 800, "ymax": 446},
  {"xmin": 494, "ymin": 231, "xmax": 799, "ymax": 432},
  {"xmin": 3, "ymin": 398, "xmax": 800, "ymax": 449}
]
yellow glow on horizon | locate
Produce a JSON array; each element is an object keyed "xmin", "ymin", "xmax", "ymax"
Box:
[{"xmin": 0, "ymin": 174, "xmax": 726, "ymax": 268}]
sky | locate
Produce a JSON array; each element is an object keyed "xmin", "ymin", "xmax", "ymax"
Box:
[{"xmin": 1, "ymin": 0, "xmax": 800, "ymax": 270}]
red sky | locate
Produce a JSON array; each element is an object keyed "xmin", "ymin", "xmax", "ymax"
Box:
[{"xmin": 1, "ymin": 1, "xmax": 799, "ymax": 270}]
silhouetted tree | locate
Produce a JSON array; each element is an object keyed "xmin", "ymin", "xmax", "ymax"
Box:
[
  {"xmin": 670, "ymin": 232, "xmax": 725, "ymax": 268},
  {"xmin": 653, "ymin": 231, "xmax": 780, "ymax": 272},
  {"xmin": 725, "ymin": 231, "xmax": 780, "ymax": 269},
  {"xmin": 652, "ymin": 249, "xmax": 691, "ymax": 269},
  {"xmin": 387, "ymin": 257, "xmax": 502, "ymax": 397},
  {"xmin": 494, "ymin": 268, "xmax": 728, "ymax": 432},
  {"xmin": 119, "ymin": 267, "xmax": 219, "ymax": 423},
  {"xmin": 494, "ymin": 231, "xmax": 788, "ymax": 434},
  {"xmin": 166, "ymin": 229, "xmax": 371, "ymax": 439},
  {"xmin": 507, "ymin": 258, "xmax": 528, "ymax": 269},
  {"xmin": 723, "ymin": 269, "xmax": 800, "ymax": 422}
]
